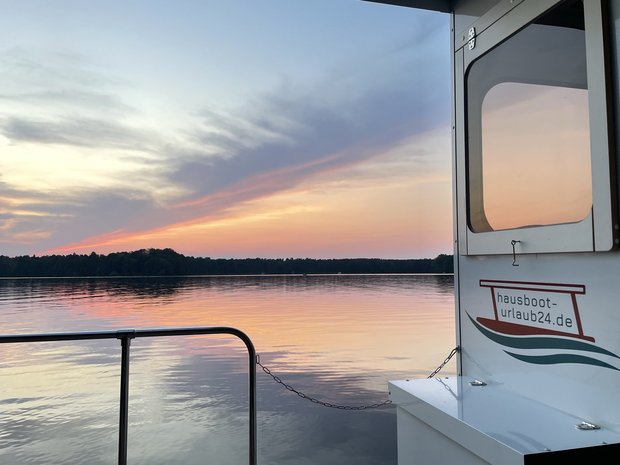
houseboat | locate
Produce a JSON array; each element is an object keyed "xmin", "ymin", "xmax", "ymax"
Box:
[{"xmin": 367, "ymin": 0, "xmax": 620, "ymax": 463}]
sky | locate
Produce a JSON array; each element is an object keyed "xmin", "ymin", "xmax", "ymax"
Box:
[{"xmin": 0, "ymin": 0, "xmax": 452, "ymax": 259}]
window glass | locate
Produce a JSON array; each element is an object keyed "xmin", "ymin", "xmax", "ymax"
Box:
[
  {"xmin": 480, "ymin": 83, "xmax": 591, "ymax": 230},
  {"xmin": 467, "ymin": 0, "xmax": 591, "ymax": 232}
]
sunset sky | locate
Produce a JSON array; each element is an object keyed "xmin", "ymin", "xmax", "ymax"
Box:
[{"xmin": 0, "ymin": 1, "xmax": 452, "ymax": 259}]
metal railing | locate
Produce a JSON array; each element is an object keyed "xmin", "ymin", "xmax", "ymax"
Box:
[{"xmin": 0, "ymin": 327, "xmax": 257, "ymax": 465}]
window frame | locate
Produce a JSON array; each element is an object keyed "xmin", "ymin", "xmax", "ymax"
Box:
[{"xmin": 455, "ymin": 0, "xmax": 616, "ymax": 256}]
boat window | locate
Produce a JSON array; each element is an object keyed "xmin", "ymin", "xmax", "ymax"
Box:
[{"xmin": 466, "ymin": 0, "xmax": 591, "ymax": 233}]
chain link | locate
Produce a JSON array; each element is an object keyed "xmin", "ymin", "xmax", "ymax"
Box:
[
  {"xmin": 427, "ymin": 346, "xmax": 459, "ymax": 379},
  {"xmin": 256, "ymin": 346, "xmax": 459, "ymax": 410}
]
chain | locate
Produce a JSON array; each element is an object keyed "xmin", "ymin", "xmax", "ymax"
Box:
[
  {"xmin": 427, "ymin": 346, "xmax": 459, "ymax": 379},
  {"xmin": 256, "ymin": 346, "xmax": 459, "ymax": 410}
]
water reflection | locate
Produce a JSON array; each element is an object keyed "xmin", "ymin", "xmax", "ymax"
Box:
[{"xmin": 0, "ymin": 274, "xmax": 455, "ymax": 464}]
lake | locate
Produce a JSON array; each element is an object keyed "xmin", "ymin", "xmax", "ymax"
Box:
[{"xmin": 0, "ymin": 274, "xmax": 455, "ymax": 465}]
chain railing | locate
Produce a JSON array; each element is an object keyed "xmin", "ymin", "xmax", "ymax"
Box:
[
  {"xmin": 256, "ymin": 355, "xmax": 392, "ymax": 410},
  {"xmin": 0, "ymin": 327, "xmax": 459, "ymax": 463},
  {"xmin": 256, "ymin": 346, "xmax": 459, "ymax": 410}
]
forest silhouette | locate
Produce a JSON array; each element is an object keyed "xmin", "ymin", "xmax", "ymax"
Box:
[{"xmin": 0, "ymin": 248, "xmax": 454, "ymax": 277}]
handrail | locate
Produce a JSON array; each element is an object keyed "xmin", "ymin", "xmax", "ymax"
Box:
[{"xmin": 0, "ymin": 327, "xmax": 257, "ymax": 465}]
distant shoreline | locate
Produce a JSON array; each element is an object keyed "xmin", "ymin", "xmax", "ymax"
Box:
[
  {"xmin": 0, "ymin": 272, "xmax": 455, "ymax": 280},
  {"xmin": 0, "ymin": 248, "xmax": 454, "ymax": 277}
]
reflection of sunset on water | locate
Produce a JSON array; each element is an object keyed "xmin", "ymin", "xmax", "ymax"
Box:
[
  {"xmin": 2, "ymin": 276, "xmax": 455, "ymax": 392},
  {"xmin": 480, "ymin": 84, "xmax": 591, "ymax": 231},
  {"xmin": 0, "ymin": 275, "xmax": 455, "ymax": 464}
]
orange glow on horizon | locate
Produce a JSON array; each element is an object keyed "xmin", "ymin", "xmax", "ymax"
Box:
[{"xmin": 43, "ymin": 129, "xmax": 452, "ymax": 259}]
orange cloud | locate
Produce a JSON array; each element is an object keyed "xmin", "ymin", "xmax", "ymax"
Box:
[{"xmin": 44, "ymin": 128, "xmax": 452, "ymax": 258}]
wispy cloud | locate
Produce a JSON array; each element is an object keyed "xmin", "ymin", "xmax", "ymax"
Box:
[
  {"xmin": 162, "ymin": 17, "xmax": 450, "ymax": 214},
  {"xmin": 1, "ymin": 116, "xmax": 158, "ymax": 151},
  {"xmin": 0, "ymin": 13, "xmax": 450, "ymax": 257}
]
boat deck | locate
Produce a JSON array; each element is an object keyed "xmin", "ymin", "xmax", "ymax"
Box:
[{"xmin": 389, "ymin": 376, "xmax": 620, "ymax": 465}]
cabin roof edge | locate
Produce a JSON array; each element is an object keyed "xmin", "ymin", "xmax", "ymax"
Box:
[{"xmin": 362, "ymin": 0, "xmax": 452, "ymax": 13}]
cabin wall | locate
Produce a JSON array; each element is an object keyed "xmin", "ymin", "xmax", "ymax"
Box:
[{"xmin": 453, "ymin": 0, "xmax": 620, "ymax": 433}]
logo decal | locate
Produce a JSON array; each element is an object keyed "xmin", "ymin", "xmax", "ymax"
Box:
[{"xmin": 469, "ymin": 280, "xmax": 619, "ymax": 370}]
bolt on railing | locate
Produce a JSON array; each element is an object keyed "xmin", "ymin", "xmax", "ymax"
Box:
[{"xmin": 0, "ymin": 327, "xmax": 257, "ymax": 465}]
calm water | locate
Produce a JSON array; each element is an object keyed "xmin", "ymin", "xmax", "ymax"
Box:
[{"xmin": 0, "ymin": 274, "xmax": 455, "ymax": 465}]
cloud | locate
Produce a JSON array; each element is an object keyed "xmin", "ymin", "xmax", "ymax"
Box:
[
  {"xmin": 1, "ymin": 116, "xmax": 157, "ymax": 150},
  {"xmin": 0, "ymin": 89, "xmax": 134, "ymax": 115},
  {"xmin": 161, "ymin": 16, "xmax": 450, "ymax": 212},
  {"xmin": 0, "ymin": 181, "xmax": 155, "ymax": 250},
  {"xmin": 0, "ymin": 47, "xmax": 125, "ymax": 95},
  {"xmin": 0, "ymin": 14, "xmax": 451, "ymax": 256},
  {"xmin": 0, "ymin": 48, "xmax": 158, "ymax": 151}
]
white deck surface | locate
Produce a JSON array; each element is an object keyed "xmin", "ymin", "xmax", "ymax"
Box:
[{"xmin": 389, "ymin": 376, "xmax": 620, "ymax": 464}]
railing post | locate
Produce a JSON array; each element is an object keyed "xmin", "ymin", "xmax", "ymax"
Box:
[
  {"xmin": 248, "ymin": 346, "xmax": 257, "ymax": 465},
  {"xmin": 117, "ymin": 330, "xmax": 135, "ymax": 465},
  {"xmin": 0, "ymin": 327, "xmax": 257, "ymax": 465}
]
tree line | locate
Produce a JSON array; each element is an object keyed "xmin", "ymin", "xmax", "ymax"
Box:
[{"xmin": 0, "ymin": 248, "xmax": 454, "ymax": 277}]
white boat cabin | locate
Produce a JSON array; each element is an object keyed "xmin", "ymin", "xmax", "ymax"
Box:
[{"xmin": 366, "ymin": 0, "xmax": 620, "ymax": 463}]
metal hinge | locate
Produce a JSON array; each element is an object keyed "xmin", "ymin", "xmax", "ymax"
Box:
[{"xmin": 468, "ymin": 27, "xmax": 476, "ymax": 50}]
